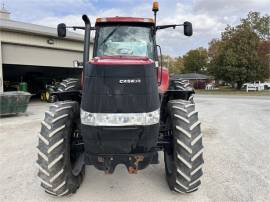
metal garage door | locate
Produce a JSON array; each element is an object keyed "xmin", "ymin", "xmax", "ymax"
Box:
[{"xmin": 2, "ymin": 43, "xmax": 83, "ymax": 68}]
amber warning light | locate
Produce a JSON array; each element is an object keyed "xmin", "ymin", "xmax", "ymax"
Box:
[{"xmin": 152, "ymin": 1, "xmax": 159, "ymax": 12}]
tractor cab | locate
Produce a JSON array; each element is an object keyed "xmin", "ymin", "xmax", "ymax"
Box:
[
  {"xmin": 91, "ymin": 17, "xmax": 173, "ymax": 94},
  {"xmin": 94, "ymin": 17, "xmax": 156, "ymax": 60}
]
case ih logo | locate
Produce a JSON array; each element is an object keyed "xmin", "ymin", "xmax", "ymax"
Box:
[{"xmin": 119, "ymin": 79, "xmax": 141, "ymax": 84}]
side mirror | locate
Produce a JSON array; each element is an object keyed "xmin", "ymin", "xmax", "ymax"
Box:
[
  {"xmin": 57, "ymin": 23, "xmax": 66, "ymax": 38},
  {"xmin": 184, "ymin": 21, "xmax": 193, "ymax": 36}
]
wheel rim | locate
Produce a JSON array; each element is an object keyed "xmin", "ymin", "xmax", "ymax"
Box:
[{"xmin": 45, "ymin": 91, "xmax": 50, "ymax": 101}]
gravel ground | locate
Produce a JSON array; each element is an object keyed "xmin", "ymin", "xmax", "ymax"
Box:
[{"xmin": 0, "ymin": 95, "xmax": 270, "ymax": 202}]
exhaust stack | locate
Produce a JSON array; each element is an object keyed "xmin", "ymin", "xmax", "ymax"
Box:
[{"xmin": 82, "ymin": 15, "xmax": 91, "ymax": 68}]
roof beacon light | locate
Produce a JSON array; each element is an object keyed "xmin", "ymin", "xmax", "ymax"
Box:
[{"xmin": 152, "ymin": 1, "xmax": 159, "ymax": 12}]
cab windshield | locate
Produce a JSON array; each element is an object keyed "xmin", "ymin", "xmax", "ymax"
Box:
[{"xmin": 96, "ymin": 26, "xmax": 154, "ymax": 59}]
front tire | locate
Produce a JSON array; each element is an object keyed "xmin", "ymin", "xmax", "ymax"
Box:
[
  {"xmin": 36, "ymin": 101, "xmax": 84, "ymax": 196},
  {"xmin": 164, "ymin": 100, "xmax": 203, "ymax": 193}
]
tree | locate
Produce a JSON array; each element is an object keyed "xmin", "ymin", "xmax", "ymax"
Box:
[
  {"xmin": 182, "ymin": 47, "xmax": 208, "ymax": 74},
  {"xmin": 208, "ymin": 12, "xmax": 270, "ymax": 89},
  {"xmin": 171, "ymin": 56, "xmax": 185, "ymax": 74},
  {"xmin": 208, "ymin": 39, "xmax": 222, "ymax": 77},
  {"xmin": 241, "ymin": 12, "xmax": 270, "ymax": 40},
  {"xmin": 257, "ymin": 40, "xmax": 270, "ymax": 78},
  {"xmin": 161, "ymin": 55, "xmax": 184, "ymax": 74},
  {"xmin": 208, "ymin": 39, "xmax": 222, "ymax": 60}
]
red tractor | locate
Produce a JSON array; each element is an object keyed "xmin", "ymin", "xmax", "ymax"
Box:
[{"xmin": 37, "ymin": 1, "xmax": 203, "ymax": 196}]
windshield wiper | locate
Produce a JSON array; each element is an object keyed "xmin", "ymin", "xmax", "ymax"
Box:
[{"xmin": 99, "ymin": 27, "xmax": 119, "ymax": 46}]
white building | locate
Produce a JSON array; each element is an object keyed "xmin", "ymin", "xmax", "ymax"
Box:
[{"xmin": 0, "ymin": 8, "xmax": 93, "ymax": 93}]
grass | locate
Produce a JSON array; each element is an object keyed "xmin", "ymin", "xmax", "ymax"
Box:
[{"xmin": 195, "ymin": 88, "xmax": 270, "ymax": 96}]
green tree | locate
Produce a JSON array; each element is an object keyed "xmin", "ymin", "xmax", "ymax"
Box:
[
  {"xmin": 161, "ymin": 55, "xmax": 184, "ymax": 74},
  {"xmin": 241, "ymin": 12, "xmax": 270, "ymax": 40},
  {"xmin": 208, "ymin": 12, "xmax": 270, "ymax": 89},
  {"xmin": 208, "ymin": 39, "xmax": 222, "ymax": 60},
  {"xmin": 169, "ymin": 56, "xmax": 184, "ymax": 74},
  {"xmin": 182, "ymin": 47, "xmax": 208, "ymax": 73},
  {"xmin": 257, "ymin": 40, "xmax": 270, "ymax": 78}
]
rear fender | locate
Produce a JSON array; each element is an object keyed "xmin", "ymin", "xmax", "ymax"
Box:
[{"xmin": 158, "ymin": 67, "xmax": 169, "ymax": 93}]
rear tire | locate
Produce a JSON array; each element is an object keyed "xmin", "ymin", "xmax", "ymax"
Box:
[
  {"xmin": 57, "ymin": 78, "xmax": 80, "ymax": 92},
  {"xmin": 164, "ymin": 99, "xmax": 203, "ymax": 193},
  {"xmin": 173, "ymin": 79, "xmax": 192, "ymax": 91},
  {"xmin": 171, "ymin": 79, "xmax": 195, "ymax": 103},
  {"xmin": 37, "ymin": 101, "xmax": 84, "ymax": 196}
]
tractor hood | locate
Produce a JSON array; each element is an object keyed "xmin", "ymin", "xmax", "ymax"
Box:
[
  {"xmin": 81, "ymin": 56, "xmax": 159, "ymax": 114},
  {"xmin": 81, "ymin": 49, "xmax": 159, "ymax": 157}
]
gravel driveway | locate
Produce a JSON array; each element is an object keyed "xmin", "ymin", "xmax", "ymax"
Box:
[{"xmin": 0, "ymin": 95, "xmax": 269, "ymax": 202}]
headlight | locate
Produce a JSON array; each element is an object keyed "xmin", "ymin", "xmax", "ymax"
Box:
[{"xmin": 81, "ymin": 108, "xmax": 160, "ymax": 126}]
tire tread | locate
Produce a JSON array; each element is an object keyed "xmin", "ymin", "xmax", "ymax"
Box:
[
  {"xmin": 37, "ymin": 101, "xmax": 83, "ymax": 196},
  {"xmin": 165, "ymin": 99, "xmax": 204, "ymax": 194}
]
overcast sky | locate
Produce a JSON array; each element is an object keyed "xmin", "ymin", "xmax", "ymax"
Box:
[{"xmin": 3, "ymin": 0, "xmax": 270, "ymax": 56}]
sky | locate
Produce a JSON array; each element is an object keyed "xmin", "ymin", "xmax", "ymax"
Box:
[{"xmin": 2, "ymin": 0, "xmax": 270, "ymax": 56}]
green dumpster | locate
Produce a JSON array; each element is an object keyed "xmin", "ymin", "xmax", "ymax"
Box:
[{"xmin": 0, "ymin": 91, "xmax": 31, "ymax": 116}]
